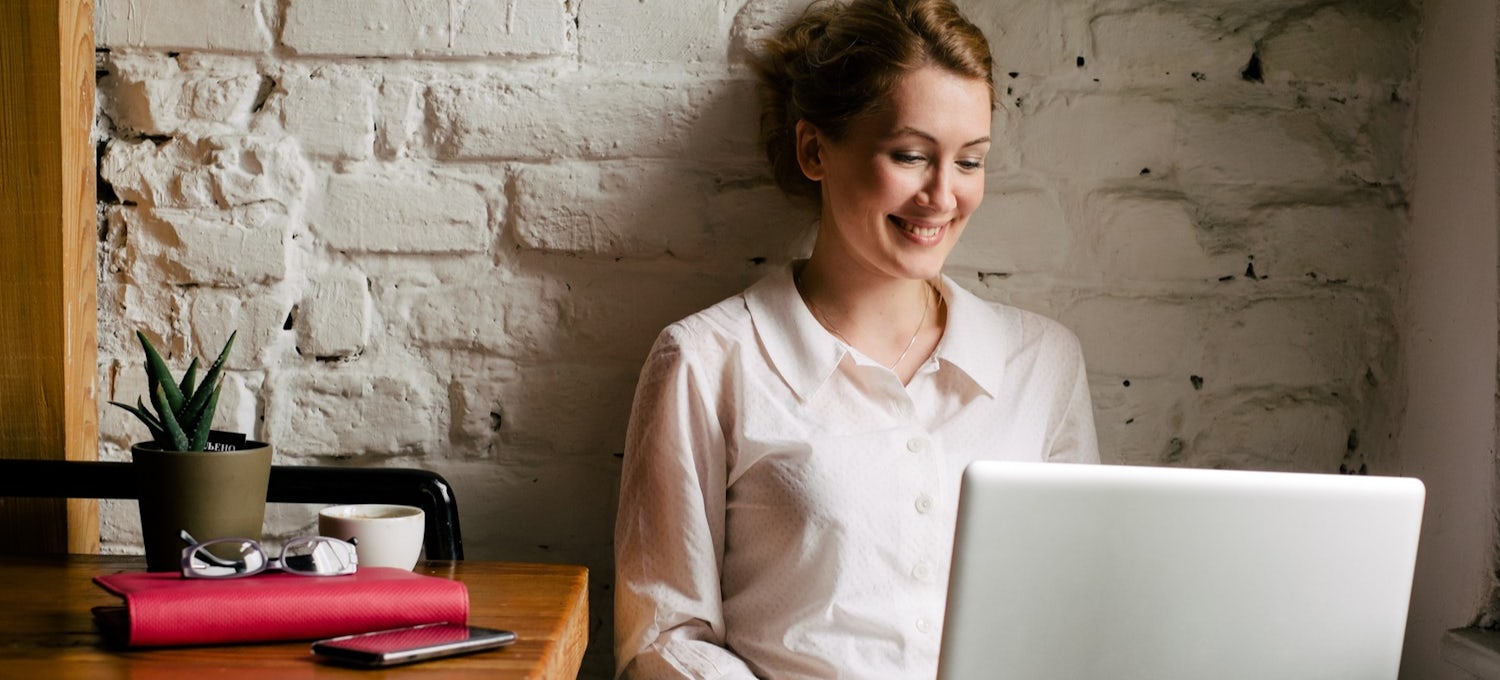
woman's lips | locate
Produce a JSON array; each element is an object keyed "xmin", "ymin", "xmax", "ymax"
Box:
[{"xmin": 890, "ymin": 215, "xmax": 947, "ymax": 240}]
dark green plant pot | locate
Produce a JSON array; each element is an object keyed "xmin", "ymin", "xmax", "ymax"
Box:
[{"xmin": 132, "ymin": 441, "xmax": 272, "ymax": 572}]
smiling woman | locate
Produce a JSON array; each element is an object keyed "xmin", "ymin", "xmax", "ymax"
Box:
[{"xmin": 612, "ymin": 1, "xmax": 1100, "ymax": 678}]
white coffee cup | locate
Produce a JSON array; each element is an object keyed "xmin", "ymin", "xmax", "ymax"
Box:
[{"xmin": 318, "ymin": 504, "xmax": 425, "ymax": 570}]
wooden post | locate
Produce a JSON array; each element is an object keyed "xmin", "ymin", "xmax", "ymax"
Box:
[{"xmin": 0, "ymin": 0, "xmax": 99, "ymax": 554}]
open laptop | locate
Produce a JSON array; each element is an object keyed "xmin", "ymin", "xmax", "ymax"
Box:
[{"xmin": 937, "ymin": 461, "xmax": 1425, "ymax": 680}]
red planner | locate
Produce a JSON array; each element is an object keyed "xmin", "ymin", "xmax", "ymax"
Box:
[{"xmin": 92, "ymin": 567, "xmax": 469, "ymax": 647}]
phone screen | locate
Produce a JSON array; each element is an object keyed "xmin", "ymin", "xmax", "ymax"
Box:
[{"xmin": 312, "ymin": 623, "xmax": 517, "ymax": 667}]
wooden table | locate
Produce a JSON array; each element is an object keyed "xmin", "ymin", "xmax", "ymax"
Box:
[{"xmin": 0, "ymin": 555, "xmax": 588, "ymax": 679}]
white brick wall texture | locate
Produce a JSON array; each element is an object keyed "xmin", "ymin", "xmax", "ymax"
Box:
[{"xmin": 92, "ymin": 1, "xmax": 1417, "ymax": 676}]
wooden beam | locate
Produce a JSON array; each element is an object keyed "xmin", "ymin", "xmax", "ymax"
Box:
[{"xmin": 0, "ymin": 0, "xmax": 99, "ymax": 554}]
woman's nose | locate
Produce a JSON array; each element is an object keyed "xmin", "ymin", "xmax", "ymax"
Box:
[{"xmin": 917, "ymin": 167, "xmax": 958, "ymax": 213}]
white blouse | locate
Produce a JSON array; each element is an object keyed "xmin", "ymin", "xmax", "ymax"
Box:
[{"xmin": 614, "ymin": 264, "xmax": 1100, "ymax": 679}]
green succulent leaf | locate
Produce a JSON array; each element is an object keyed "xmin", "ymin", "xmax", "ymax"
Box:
[
  {"xmin": 108, "ymin": 399, "xmax": 167, "ymax": 443},
  {"xmin": 180, "ymin": 330, "xmax": 235, "ymax": 429},
  {"xmin": 138, "ymin": 332, "xmax": 185, "ymax": 416},
  {"xmin": 153, "ymin": 384, "xmax": 191, "ymax": 451},
  {"xmin": 177, "ymin": 358, "xmax": 199, "ymax": 401},
  {"xmin": 189, "ymin": 379, "xmax": 222, "ymax": 451}
]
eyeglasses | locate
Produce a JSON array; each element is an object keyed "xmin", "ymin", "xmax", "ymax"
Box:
[{"xmin": 179, "ymin": 529, "xmax": 359, "ymax": 579}]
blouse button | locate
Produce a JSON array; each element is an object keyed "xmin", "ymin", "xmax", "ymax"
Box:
[
  {"xmin": 915, "ymin": 495, "xmax": 933, "ymax": 514},
  {"xmin": 916, "ymin": 617, "xmax": 932, "ymax": 634},
  {"xmin": 913, "ymin": 562, "xmax": 932, "ymax": 580},
  {"xmin": 906, "ymin": 438, "xmax": 927, "ymax": 453}
]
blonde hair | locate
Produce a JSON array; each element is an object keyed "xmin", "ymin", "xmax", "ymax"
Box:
[{"xmin": 753, "ymin": 0, "xmax": 995, "ymax": 199}]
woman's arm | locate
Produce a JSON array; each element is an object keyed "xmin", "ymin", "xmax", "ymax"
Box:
[
  {"xmin": 614, "ymin": 325, "xmax": 759, "ymax": 679},
  {"xmin": 1045, "ymin": 328, "xmax": 1102, "ymax": 465}
]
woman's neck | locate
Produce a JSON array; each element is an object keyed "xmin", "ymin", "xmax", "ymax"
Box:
[{"xmin": 794, "ymin": 256, "xmax": 945, "ymax": 378}]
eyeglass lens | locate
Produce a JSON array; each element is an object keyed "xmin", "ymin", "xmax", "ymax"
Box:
[
  {"xmin": 281, "ymin": 536, "xmax": 358, "ymax": 575},
  {"xmin": 184, "ymin": 540, "xmax": 268, "ymax": 577}
]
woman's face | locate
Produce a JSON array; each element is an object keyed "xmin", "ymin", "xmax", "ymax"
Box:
[{"xmin": 799, "ymin": 65, "xmax": 993, "ymax": 283}]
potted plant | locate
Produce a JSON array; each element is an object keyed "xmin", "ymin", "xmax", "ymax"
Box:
[{"xmin": 110, "ymin": 330, "xmax": 272, "ymax": 572}]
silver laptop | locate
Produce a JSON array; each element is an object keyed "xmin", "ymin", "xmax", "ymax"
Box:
[{"xmin": 937, "ymin": 461, "xmax": 1425, "ymax": 680}]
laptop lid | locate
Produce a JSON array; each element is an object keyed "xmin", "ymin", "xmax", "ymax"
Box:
[{"xmin": 937, "ymin": 461, "xmax": 1425, "ymax": 680}]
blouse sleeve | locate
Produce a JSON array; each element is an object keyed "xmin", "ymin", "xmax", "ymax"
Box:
[
  {"xmin": 614, "ymin": 325, "xmax": 759, "ymax": 680},
  {"xmin": 1045, "ymin": 328, "xmax": 1102, "ymax": 465}
]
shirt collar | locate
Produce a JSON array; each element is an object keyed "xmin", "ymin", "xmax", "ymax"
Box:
[
  {"xmin": 929, "ymin": 277, "xmax": 1007, "ymax": 398},
  {"xmin": 745, "ymin": 263, "xmax": 1008, "ymax": 401},
  {"xmin": 744, "ymin": 264, "xmax": 847, "ymax": 402}
]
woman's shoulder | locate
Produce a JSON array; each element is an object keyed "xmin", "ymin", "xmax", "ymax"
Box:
[
  {"xmin": 945, "ymin": 280, "xmax": 1085, "ymax": 366},
  {"xmin": 650, "ymin": 290, "xmax": 757, "ymax": 359},
  {"xmin": 652, "ymin": 266, "xmax": 794, "ymax": 356}
]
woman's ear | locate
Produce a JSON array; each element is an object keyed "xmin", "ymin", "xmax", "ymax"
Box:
[{"xmin": 794, "ymin": 120, "xmax": 826, "ymax": 182}]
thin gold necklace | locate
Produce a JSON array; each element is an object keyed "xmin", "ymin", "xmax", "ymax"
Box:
[{"xmin": 799, "ymin": 278, "xmax": 934, "ymax": 371}]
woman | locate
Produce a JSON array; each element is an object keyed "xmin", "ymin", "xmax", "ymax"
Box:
[{"xmin": 614, "ymin": 0, "xmax": 1099, "ymax": 677}]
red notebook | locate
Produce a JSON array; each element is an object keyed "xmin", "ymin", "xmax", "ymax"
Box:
[{"xmin": 92, "ymin": 567, "xmax": 469, "ymax": 647}]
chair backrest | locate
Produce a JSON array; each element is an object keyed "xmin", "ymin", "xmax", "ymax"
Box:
[{"xmin": 0, "ymin": 460, "xmax": 464, "ymax": 560}]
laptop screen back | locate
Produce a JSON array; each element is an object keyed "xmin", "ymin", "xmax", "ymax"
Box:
[{"xmin": 937, "ymin": 462, "xmax": 1425, "ymax": 680}]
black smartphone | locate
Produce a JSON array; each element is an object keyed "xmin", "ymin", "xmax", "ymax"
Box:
[{"xmin": 311, "ymin": 623, "xmax": 517, "ymax": 667}]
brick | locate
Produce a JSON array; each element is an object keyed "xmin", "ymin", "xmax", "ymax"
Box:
[
  {"xmin": 512, "ymin": 162, "xmax": 713, "ymax": 258},
  {"xmin": 434, "ymin": 460, "xmax": 617, "ymax": 561},
  {"xmin": 212, "ymin": 372, "xmax": 259, "ymax": 440},
  {"xmin": 948, "ymin": 185, "xmax": 1072, "ymax": 273},
  {"xmin": 1203, "ymin": 297, "xmax": 1368, "ymax": 389},
  {"xmin": 102, "ymin": 135, "xmax": 311, "ymax": 210},
  {"xmin": 1247, "ymin": 200, "xmax": 1400, "ymax": 284},
  {"xmin": 1018, "ymin": 95, "xmax": 1176, "ymax": 179},
  {"xmin": 1193, "ymin": 395, "xmax": 1350, "ymax": 472},
  {"xmin": 266, "ymin": 369, "xmax": 440, "ymax": 456},
  {"xmin": 374, "ymin": 78, "xmax": 423, "ymax": 160},
  {"xmin": 961, "ymin": 1, "xmax": 1073, "ymax": 76},
  {"xmin": 1090, "ymin": 9, "xmax": 1254, "ymax": 83},
  {"xmin": 412, "ymin": 268, "xmax": 747, "ymax": 362},
  {"xmin": 121, "ymin": 206, "xmax": 288, "ymax": 286},
  {"xmin": 102, "ymin": 138, "xmax": 218, "ymax": 209},
  {"xmin": 283, "ymin": 0, "xmax": 569, "ymax": 57},
  {"xmin": 1351, "ymin": 99, "xmax": 1409, "ymax": 186},
  {"xmin": 1059, "ymin": 296, "xmax": 1201, "ymax": 378},
  {"xmin": 407, "ymin": 277, "xmax": 518, "ymax": 355},
  {"xmin": 1087, "ymin": 192, "xmax": 1231, "ymax": 281},
  {"xmin": 703, "ymin": 184, "xmax": 818, "ymax": 263},
  {"xmin": 580, "ymin": 0, "xmax": 723, "ymax": 65},
  {"xmin": 429, "ymin": 76, "xmax": 759, "ymax": 162},
  {"xmin": 312, "ymin": 170, "xmax": 493, "ymax": 253},
  {"xmin": 278, "ymin": 67, "xmax": 376, "ymax": 160},
  {"xmin": 1261, "ymin": 5, "xmax": 1415, "ymax": 85},
  {"xmin": 97, "ymin": 0, "xmax": 271, "ymax": 52},
  {"xmin": 187, "ymin": 288, "xmax": 295, "ymax": 370},
  {"xmin": 102, "ymin": 360, "xmax": 151, "ymax": 447},
  {"xmin": 104, "ymin": 53, "xmax": 262, "ymax": 136},
  {"xmin": 727, "ymin": 0, "xmax": 816, "ymax": 62},
  {"xmin": 213, "ymin": 136, "xmax": 316, "ymax": 209},
  {"xmin": 297, "ymin": 267, "xmax": 371, "ymax": 358},
  {"xmin": 1088, "ymin": 377, "xmax": 1190, "ymax": 466},
  {"xmin": 442, "ymin": 356, "xmax": 640, "ymax": 458},
  {"xmin": 1177, "ymin": 109, "xmax": 1338, "ymax": 186}
]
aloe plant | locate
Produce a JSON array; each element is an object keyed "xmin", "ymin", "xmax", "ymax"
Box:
[{"xmin": 110, "ymin": 331, "xmax": 237, "ymax": 452}]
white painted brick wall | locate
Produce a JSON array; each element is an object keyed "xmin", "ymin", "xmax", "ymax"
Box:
[{"xmin": 93, "ymin": 1, "xmax": 1418, "ymax": 676}]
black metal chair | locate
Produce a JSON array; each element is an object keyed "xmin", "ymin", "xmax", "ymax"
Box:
[{"xmin": 0, "ymin": 459, "xmax": 464, "ymax": 560}]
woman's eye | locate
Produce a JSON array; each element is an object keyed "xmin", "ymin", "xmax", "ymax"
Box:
[
  {"xmin": 891, "ymin": 152, "xmax": 926, "ymax": 165},
  {"xmin": 957, "ymin": 159, "xmax": 985, "ymax": 171}
]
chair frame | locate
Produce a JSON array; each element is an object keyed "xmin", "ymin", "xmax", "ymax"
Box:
[{"xmin": 0, "ymin": 459, "xmax": 464, "ymax": 560}]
